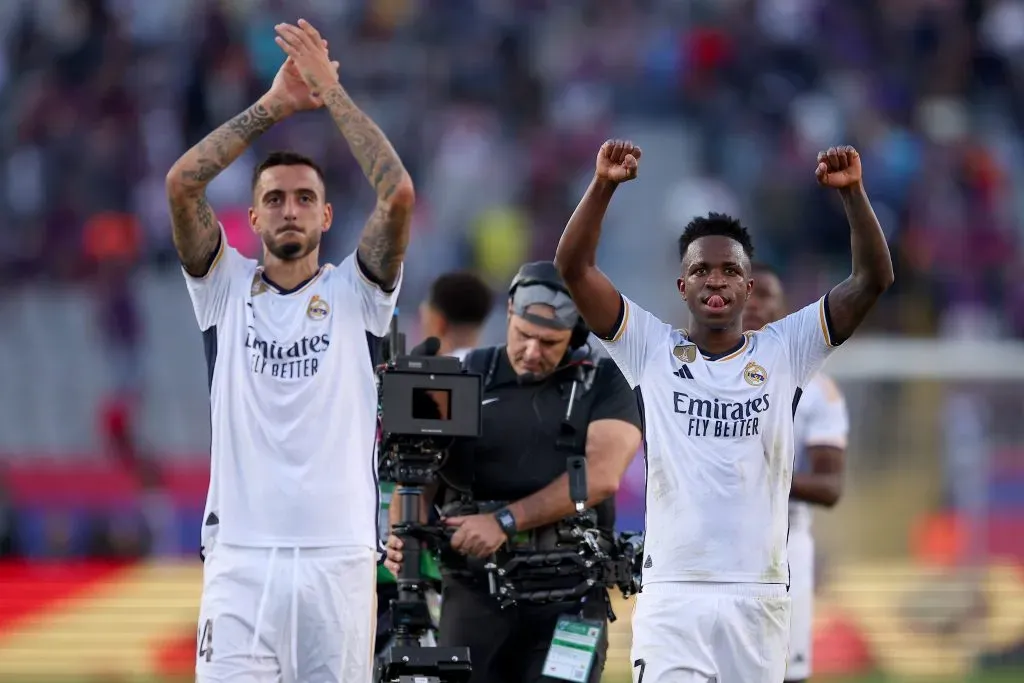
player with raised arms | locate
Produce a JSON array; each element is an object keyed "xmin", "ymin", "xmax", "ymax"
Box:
[
  {"xmin": 554, "ymin": 141, "xmax": 892, "ymax": 683},
  {"xmin": 744, "ymin": 262, "xmax": 850, "ymax": 683},
  {"xmin": 166, "ymin": 19, "xmax": 415, "ymax": 683}
]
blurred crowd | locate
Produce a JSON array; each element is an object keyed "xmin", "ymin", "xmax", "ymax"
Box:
[
  {"xmin": 1, "ymin": 0, "xmax": 1023, "ymax": 337},
  {"xmin": 0, "ymin": 0, "xmax": 1023, "ymax": 561}
]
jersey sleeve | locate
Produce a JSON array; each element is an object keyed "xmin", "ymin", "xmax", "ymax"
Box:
[
  {"xmin": 799, "ymin": 375, "xmax": 849, "ymax": 449},
  {"xmin": 597, "ymin": 294, "xmax": 671, "ymax": 389},
  {"xmin": 337, "ymin": 252, "xmax": 403, "ymax": 337},
  {"xmin": 767, "ymin": 293, "xmax": 842, "ymax": 388},
  {"xmin": 182, "ymin": 228, "xmax": 249, "ymax": 331},
  {"xmin": 588, "ymin": 358, "xmax": 644, "ymax": 429}
]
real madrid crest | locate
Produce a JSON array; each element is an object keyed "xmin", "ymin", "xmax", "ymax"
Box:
[
  {"xmin": 307, "ymin": 295, "xmax": 330, "ymax": 321},
  {"xmin": 672, "ymin": 343, "xmax": 697, "ymax": 364},
  {"xmin": 743, "ymin": 361, "xmax": 767, "ymax": 387}
]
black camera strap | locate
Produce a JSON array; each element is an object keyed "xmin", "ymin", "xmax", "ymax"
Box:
[
  {"xmin": 462, "ymin": 346, "xmax": 501, "ymax": 388},
  {"xmin": 555, "ymin": 360, "xmax": 598, "ymax": 457}
]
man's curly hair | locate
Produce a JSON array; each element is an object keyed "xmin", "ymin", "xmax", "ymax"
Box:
[{"xmin": 677, "ymin": 212, "xmax": 755, "ymax": 263}]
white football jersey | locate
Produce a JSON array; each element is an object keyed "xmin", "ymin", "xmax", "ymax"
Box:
[
  {"xmin": 601, "ymin": 294, "xmax": 840, "ymax": 585},
  {"xmin": 790, "ymin": 373, "xmax": 848, "ymax": 534},
  {"xmin": 184, "ymin": 229, "xmax": 400, "ymax": 550}
]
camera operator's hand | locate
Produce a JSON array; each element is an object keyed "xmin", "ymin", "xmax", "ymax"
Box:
[
  {"xmin": 445, "ymin": 514, "xmax": 507, "ymax": 558},
  {"xmin": 383, "ymin": 534, "xmax": 403, "ymax": 577}
]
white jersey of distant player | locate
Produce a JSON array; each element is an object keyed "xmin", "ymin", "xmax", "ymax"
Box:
[
  {"xmin": 601, "ymin": 294, "xmax": 839, "ymax": 585},
  {"xmin": 790, "ymin": 373, "xmax": 849, "ymax": 534},
  {"xmin": 184, "ymin": 228, "xmax": 399, "ymax": 550}
]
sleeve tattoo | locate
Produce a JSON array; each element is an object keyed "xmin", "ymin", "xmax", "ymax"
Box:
[
  {"xmin": 321, "ymin": 86, "xmax": 413, "ymax": 288},
  {"xmin": 168, "ymin": 102, "xmax": 281, "ymax": 277}
]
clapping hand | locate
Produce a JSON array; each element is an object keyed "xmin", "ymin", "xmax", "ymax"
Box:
[
  {"xmin": 265, "ymin": 31, "xmax": 339, "ymax": 116},
  {"xmin": 274, "ymin": 19, "xmax": 340, "ymax": 102}
]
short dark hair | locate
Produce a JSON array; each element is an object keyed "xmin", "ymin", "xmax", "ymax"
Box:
[
  {"xmin": 428, "ymin": 271, "xmax": 494, "ymax": 326},
  {"xmin": 252, "ymin": 150, "xmax": 326, "ymax": 192},
  {"xmin": 677, "ymin": 212, "xmax": 755, "ymax": 263}
]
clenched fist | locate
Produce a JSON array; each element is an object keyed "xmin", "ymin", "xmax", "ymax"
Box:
[
  {"xmin": 596, "ymin": 139, "xmax": 642, "ymax": 184},
  {"xmin": 815, "ymin": 145, "xmax": 862, "ymax": 190}
]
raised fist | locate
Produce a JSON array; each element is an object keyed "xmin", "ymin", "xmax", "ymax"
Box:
[
  {"xmin": 596, "ymin": 139, "xmax": 642, "ymax": 184},
  {"xmin": 815, "ymin": 145, "xmax": 862, "ymax": 190}
]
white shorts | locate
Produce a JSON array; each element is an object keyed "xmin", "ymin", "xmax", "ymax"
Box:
[
  {"xmin": 630, "ymin": 582, "xmax": 791, "ymax": 683},
  {"xmin": 196, "ymin": 542, "xmax": 378, "ymax": 683},
  {"xmin": 785, "ymin": 531, "xmax": 815, "ymax": 681}
]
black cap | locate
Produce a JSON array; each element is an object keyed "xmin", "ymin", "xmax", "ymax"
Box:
[{"xmin": 508, "ymin": 262, "xmax": 580, "ymax": 331}]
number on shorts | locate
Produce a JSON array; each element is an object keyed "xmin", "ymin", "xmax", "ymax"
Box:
[
  {"xmin": 633, "ymin": 658, "xmax": 646, "ymax": 683},
  {"xmin": 197, "ymin": 618, "xmax": 213, "ymax": 662}
]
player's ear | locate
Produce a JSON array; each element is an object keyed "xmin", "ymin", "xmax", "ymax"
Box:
[
  {"xmin": 745, "ymin": 278, "xmax": 754, "ymax": 300},
  {"xmin": 321, "ymin": 202, "xmax": 333, "ymax": 233},
  {"xmin": 248, "ymin": 207, "xmax": 259, "ymax": 234},
  {"xmin": 676, "ymin": 277, "xmax": 685, "ymax": 297}
]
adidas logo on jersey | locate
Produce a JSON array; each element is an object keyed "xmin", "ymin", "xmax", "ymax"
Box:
[
  {"xmin": 673, "ymin": 365, "xmax": 694, "ymax": 379},
  {"xmin": 643, "ymin": 555, "xmax": 653, "ymax": 569}
]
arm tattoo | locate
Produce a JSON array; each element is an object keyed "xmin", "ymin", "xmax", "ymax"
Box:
[
  {"xmin": 170, "ymin": 195, "xmax": 221, "ymax": 278},
  {"xmin": 319, "ymin": 83, "xmax": 413, "ymax": 287},
  {"xmin": 168, "ymin": 101, "xmax": 282, "ymax": 276},
  {"xmin": 357, "ymin": 200, "xmax": 411, "ymax": 289}
]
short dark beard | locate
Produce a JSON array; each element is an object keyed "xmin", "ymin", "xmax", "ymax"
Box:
[
  {"xmin": 275, "ymin": 241, "xmax": 303, "ymax": 259},
  {"xmin": 264, "ymin": 232, "xmax": 319, "ymax": 261}
]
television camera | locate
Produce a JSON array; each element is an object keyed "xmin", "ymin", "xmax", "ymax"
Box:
[
  {"xmin": 373, "ymin": 318, "xmax": 645, "ymax": 681},
  {"xmin": 374, "ymin": 322, "xmax": 481, "ymax": 683}
]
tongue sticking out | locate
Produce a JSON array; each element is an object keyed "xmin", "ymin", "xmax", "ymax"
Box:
[{"xmin": 707, "ymin": 295, "xmax": 726, "ymax": 309}]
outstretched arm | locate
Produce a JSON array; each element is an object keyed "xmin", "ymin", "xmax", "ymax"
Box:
[
  {"xmin": 816, "ymin": 146, "xmax": 894, "ymax": 343},
  {"xmin": 166, "ymin": 98, "xmax": 285, "ymax": 277},
  {"xmin": 555, "ymin": 140, "xmax": 642, "ymax": 338}
]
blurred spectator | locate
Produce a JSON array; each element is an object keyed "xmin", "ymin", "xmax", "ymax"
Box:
[
  {"xmin": 0, "ymin": 0, "xmax": 1018, "ymax": 339},
  {"xmin": 2, "ymin": 0, "xmax": 1024, "ymax": 563}
]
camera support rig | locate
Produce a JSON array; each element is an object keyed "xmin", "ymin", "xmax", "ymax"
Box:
[
  {"xmin": 483, "ymin": 454, "xmax": 644, "ymax": 614},
  {"xmin": 374, "ymin": 321, "xmax": 481, "ymax": 683},
  {"xmin": 377, "ymin": 439, "xmax": 472, "ymax": 683}
]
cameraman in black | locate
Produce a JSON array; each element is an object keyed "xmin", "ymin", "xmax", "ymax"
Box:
[{"xmin": 384, "ymin": 261, "xmax": 642, "ymax": 683}]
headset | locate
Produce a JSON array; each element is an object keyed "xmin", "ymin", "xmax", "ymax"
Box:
[{"xmin": 508, "ymin": 261, "xmax": 591, "ymax": 351}]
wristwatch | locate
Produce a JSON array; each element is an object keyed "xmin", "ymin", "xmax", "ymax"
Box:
[{"xmin": 493, "ymin": 508, "xmax": 518, "ymax": 538}]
